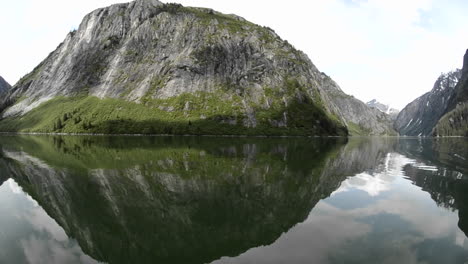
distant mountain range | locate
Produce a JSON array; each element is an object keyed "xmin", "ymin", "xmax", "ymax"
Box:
[{"xmin": 366, "ymin": 99, "xmax": 399, "ymax": 120}]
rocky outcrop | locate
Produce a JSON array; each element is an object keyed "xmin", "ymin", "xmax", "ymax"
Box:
[
  {"xmin": 0, "ymin": 0, "xmax": 392, "ymax": 136},
  {"xmin": 395, "ymin": 70, "xmax": 462, "ymax": 136},
  {"xmin": 366, "ymin": 99, "xmax": 399, "ymax": 120},
  {"xmin": 0, "ymin": 76, "xmax": 10, "ymax": 94}
]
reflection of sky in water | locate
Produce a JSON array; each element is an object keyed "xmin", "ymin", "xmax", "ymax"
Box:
[
  {"xmin": 213, "ymin": 153, "xmax": 468, "ymax": 264},
  {"xmin": 0, "ymin": 179, "xmax": 99, "ymax": 264}
]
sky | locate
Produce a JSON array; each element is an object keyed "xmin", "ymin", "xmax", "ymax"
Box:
[{"xmin": 1, "ymin": 0, "xmax": 467, "ymax": 109}]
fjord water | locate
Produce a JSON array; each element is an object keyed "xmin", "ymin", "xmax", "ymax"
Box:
[{"xmin": 0, "ymin": 136, "xmax": 467, "ymax": 264}]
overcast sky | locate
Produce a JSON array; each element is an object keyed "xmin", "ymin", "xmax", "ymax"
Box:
[{"xmin": 1, "ymin": 0, "xmax": 467, "ymax": 109}]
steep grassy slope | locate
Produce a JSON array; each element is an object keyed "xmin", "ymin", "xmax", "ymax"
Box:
[
  {"xmin": 433, "ymin": 102, "xmax": 468, "ymax": 137},
  {"xmin": 0, "ymin": 92, "xmax": 344, "ymax": 135}
]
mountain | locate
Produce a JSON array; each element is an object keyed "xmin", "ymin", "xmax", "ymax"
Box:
[
  {"xmin": 0, "ymin": 76, "xmax": 11, "ymax": 94},
  {"xmin": 0, "ymin": 0, "xmax": 391, "ymax": 136},
  {"xmin": 394, "ymin": 69, "xmax": 462, "ymax": 136},
  {"xmin": 433, "ymin": 50, "xmax": 468, "ymax": 136},
  {"xmin": 316, "ymin": 75, "xmax": 396, "ymax": 135},
  {"xmin": 366, "ymin": 99, "xmax": 399, "ymax": 120}
]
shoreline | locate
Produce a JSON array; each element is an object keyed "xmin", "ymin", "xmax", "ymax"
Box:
[
  {"xmin": 0, "ymin": 131, "xmax": 346, "ymax": 138},
  {"xmin": 0, "ymin": 132, "xmax": 464, "ymax": 138}
]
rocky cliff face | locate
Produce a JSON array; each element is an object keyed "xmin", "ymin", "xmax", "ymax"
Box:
[
  {"xmin": 366, "ymin": 99, "xmax": 399, "ymax": 120},
  {"xmin": 0, "ymin": 0, "xmax": 345, "ymax": 135},
  {"xmin": 395, "ymin": 70, "xmax": 462, "ymax": 136},
  {"xmin": 433, "ymin": 50, "xmax": 468, "ymax": 136},
  {"xmin": 0, "ymin": 0, "xmax": 392, "ymax": 136},
  {"xmin": 0, "ymin": 76, "xmax": 10, "ymax": 94}
]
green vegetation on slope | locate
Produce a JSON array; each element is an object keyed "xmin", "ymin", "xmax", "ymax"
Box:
[
  {"xmin": 0, "ymin": 93, "xmax": 347, "ymax": 136},
  {"xmin": 346, "ymin": 121, "xmax": 371, "ymax": 136},
  {"xmin": 433, "ymin": 102, "xmax": 468, "ymax": 137},
  {"xmin": 159, "ymin": 3, "xmax": 276, "ymax": 40}
]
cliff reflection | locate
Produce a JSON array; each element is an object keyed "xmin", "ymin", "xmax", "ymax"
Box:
[
  {"xmin": 0, "ymin": 136, "xmax": 350, "ymax": 264},
  {"xmin": 397, "ymin": 138, "xmax": 468, "ymax": 236},
  {"xmin": 0, "ymin": 136, "xmax": 466, "ymax": 264}
]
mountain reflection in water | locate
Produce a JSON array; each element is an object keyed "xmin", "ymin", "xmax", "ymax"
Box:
[{"xmin": 0, "ymin": 136, "xmax": 466, "ymax": 264}]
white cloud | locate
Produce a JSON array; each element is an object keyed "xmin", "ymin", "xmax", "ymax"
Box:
[
  {"xmin": 332, "ymin": 153, "xmax": 415, "ymax": 196},
  {"xmin": 1, "ymin": 0, "xmax": 467, "ymax": 109}
]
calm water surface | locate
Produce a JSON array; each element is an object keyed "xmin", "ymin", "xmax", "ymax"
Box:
[{"xmin": 0, "ymin": 136, "xmax": 467, "ymax": 264}]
